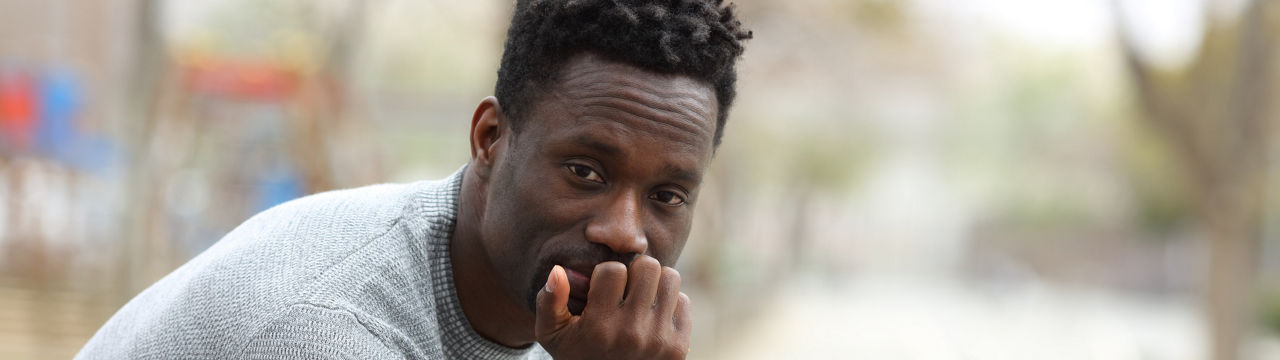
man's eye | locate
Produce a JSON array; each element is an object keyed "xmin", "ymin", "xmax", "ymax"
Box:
[
  {"xmin": 650, "ymin": 191, "xmax": 686, "ymax": 206},
  {"xmin": 567, "ymin": 164, "xmax": 604, "ymax": 183}
]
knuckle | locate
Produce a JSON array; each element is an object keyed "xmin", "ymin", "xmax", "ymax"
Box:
[
  {"xmin": 669, "ymin": 334, "xmax": 692, "ymax": 359},
  {"xmin": 661, "ymin": 267, "xmax": 681, "ymax": 287},
  {"xmin": 672, "ymin": 332, "xmax": 691, "ymax": 351},
  {"xmin": 617, "ymin": 328, "xmax": 647, "ymax": 348},
  {"xmin": 656, "ymin": 336, "xmax": 688, "ymax": 359},
  {"xmin": 595, "ymin": 261, "xmax": 627, "ymax": 277},
  {"xmin": 668, "ymin": 345, "xmax": 690, "ymax": 359},
  {"xmin": 634, "ymin": 255, "xmax": 661, "ymax": 270},
  {"xmin": 660, "ymin": 340, "xmax": 691, "ymax": 358}
]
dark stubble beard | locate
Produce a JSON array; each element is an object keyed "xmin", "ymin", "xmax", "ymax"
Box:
[{"xmin": 524, "ymin": 261, "xmax": 556, "ymax": 313}]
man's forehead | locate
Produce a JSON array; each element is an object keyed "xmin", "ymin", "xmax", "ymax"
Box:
[
  {"xmin": 555, "ymin": 56, "xmax": 717, "ymax": 110},
  {"xmin": 541, "ymin": 55, "xmax": 719, "ymax": 151}
]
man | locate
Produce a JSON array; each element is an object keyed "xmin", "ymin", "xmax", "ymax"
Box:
[{"xmin": 78, "ymin": 0, "xmax": 750, "ymax": 358}]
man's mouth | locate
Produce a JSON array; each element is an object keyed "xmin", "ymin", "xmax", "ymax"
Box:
[
  {"xmin": 541, "ymin": 244, "xmax": 633, "ymax": 315},
  {"xmin": 563, "ymin": 266, "xmax": 593, "ymax": 315},
  {"xmin": 564, "ymin": 266, "xmax": 592, "ymax": 299}
]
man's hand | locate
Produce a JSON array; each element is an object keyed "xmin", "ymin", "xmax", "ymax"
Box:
[{"xmin": 535, "ymin": 256, "xmax": 692, "ymax": 360}]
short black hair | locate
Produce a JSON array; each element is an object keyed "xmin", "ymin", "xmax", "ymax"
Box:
[{"xmin": 495, "ymin": 0, "xmax": 752, "ymax": 147}]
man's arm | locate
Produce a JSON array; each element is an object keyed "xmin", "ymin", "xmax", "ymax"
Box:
[{"xmin": 238, "ymin": 303, "xmax": 411, "ymax": 360}]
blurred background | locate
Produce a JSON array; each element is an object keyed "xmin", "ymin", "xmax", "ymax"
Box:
[{"xmin": 1, "ymin": 0, "xmax": 1278, "ymax": 359}]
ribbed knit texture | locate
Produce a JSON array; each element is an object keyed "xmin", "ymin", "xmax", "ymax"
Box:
[{"xmin": 77, "ymin": 167, "xmax": 550, "ymax": 360}]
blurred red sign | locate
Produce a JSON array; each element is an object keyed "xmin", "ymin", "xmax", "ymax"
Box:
[{"xmin": 183, "ymin": 60, "xmax": 300, "ymax": 102}]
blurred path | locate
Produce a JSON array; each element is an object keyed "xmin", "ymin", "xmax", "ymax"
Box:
[
  {"xmin": 699, "ymin": 273, "xmax": 1258, "ymax": 360},
  {"xmin": 0, "ymin": 277, "xmax": 116, "ymax": 360}
]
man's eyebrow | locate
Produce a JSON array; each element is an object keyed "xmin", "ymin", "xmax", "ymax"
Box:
[
  {"xmin": 664, "ymin": 163, "xmax": 701, "ymax": 185},
  {"xmin": 572, "ymin": 134, "xmax": 623, "ymax": 157}
]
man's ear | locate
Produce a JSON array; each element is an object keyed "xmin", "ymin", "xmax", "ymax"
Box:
[{"xmin": 469, "ymin": 96, "xmax": 507, "ymax": 180}]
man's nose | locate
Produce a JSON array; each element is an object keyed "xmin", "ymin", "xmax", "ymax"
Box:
[{"xmin": 584, "ymin": 190, "xmax": 648, "ymax": 256}]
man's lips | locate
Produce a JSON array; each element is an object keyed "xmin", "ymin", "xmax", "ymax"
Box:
[{"xmin": 563, "ymin": 266, "xmax": 592, "ymax": 301}]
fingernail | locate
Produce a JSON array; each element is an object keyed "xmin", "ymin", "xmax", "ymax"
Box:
[{"xmin": 544, "ymin": 266, "xmax": 559, "ymax": 293}]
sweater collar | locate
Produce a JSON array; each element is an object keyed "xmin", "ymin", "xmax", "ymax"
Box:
[{"xmin": 417, "ymin": 165, "xmax": 544, "ymax": 359}]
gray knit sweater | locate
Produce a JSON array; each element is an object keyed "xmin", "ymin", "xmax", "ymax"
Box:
[{"xmin": 77, "ymin": 168, "xmax": 551, "ymax": 359}]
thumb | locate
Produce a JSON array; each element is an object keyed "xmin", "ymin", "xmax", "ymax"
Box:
[{"xmin": 535, "ymin": 265, "xmax": 574, "ymax": 338}]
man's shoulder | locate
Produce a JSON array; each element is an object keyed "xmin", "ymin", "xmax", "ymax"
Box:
[
  {"xmin": 242, "ymin": 172, "xmax": 460, "ymax": 246},
  {"xmin": 76, "ymin": 176, "xmax": 460, "ymax": 359},
  {"xmin": 189, "ymin": 177, "xmax": 456, "ymax": 298},
  {"xmin": 196, "ymin": 181, "xmax": 431, "ymax": 280},
  {"xmin": 243, "ymin": 181, "xmax": 427, "ymax": 239}
]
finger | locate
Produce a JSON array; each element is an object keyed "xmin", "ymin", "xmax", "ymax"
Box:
[
  {"xmin": 535, "ymin": 265, "xmax": 574, "ymax": 337},
  {"xmin": 624, "ymin": 256, "xmax": 662, "ymax": 313},
  {"xmin": 673, "ymin": 292, "xmax": 692, "ymax": 334},
  {"xmin": 654, "ymin": 267, "xmax": 682, "ymax": 319},
  {"xmin": 586, "ymin": 261, "xmax": 628, "ymax": 314},
  {"xmin": 667, "ymin": 292, "xmax": 692, "ymax": 357}
]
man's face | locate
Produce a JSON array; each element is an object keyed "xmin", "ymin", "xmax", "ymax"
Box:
[{"xmin": 479, "ymin": 54, "xmax": 718, "ymax": 315}]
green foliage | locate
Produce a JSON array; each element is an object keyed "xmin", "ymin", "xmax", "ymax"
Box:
[
  {"xmin": 1120, "ymin": 127, "xmax": 1194, "ymax": 235},
  {"xmin": 1257, "ymin": 287, "xmax": 1280, "ymax": 335},
  {"xmin": 850, "ymin": 0, "xmax": 906, "ymax": 33}
]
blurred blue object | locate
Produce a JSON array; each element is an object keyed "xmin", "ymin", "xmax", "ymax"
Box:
[
  {"xmin": 37, "ymin": 69, "xmax": 79, "ymax": 155},
  {"xmin": 256, "ymin": 167, "xmax": 303, "ymax": 212},
  {"xmin": 36, "ymin": 68, "xmax": 118, "ymax": 173}
]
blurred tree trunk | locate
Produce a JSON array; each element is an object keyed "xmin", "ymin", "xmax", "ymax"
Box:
[
  {"xmin": 1115, "ymin": 1, "xmax": 1277, "ymax": 359},
  {"xmin": 121, "ymin": 0, "xmax": 167, "ymax": 297}
]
